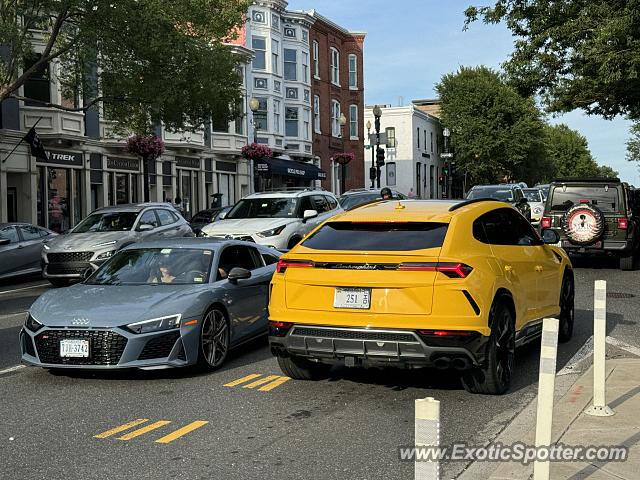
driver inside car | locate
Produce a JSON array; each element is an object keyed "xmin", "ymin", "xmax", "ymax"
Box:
[{"xmin": 148, "ymin": 257, "xmax": 176, "ymax": 284}]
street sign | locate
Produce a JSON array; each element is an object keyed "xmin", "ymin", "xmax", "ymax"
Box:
[
  {"xmin": 440, "ymin": 153, "xmax": 453, "ymax": 159},
  {"xmin": 369, "ymin": 133, "xmax": 387, "ymax": 145}
]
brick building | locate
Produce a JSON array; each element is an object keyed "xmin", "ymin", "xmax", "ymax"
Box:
[{"xmin": 307, "ymin": 11, "xmax": 365, "ymax": 194}]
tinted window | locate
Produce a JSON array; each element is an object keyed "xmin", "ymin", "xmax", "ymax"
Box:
[
  {"xmin": 474, "ymin": 208, "xmax": 541, "ymax": 246},
  {"xmin": 297, "ymin": 196, "xmax": 314, "ymax": 215},
  {"xmin": 217, "ymin": 246, "xmax": 262, "ymax": 280},
  {"xmin": 339, "ymin": 193, "xmax": 379, "ymax": 210},
  {"xmin": 325, "ymin": 195, "xmax": 338, "ymax": 210},
  {"xmin": 302, "ymin": 222, "xmax": 448, "ymax": 251},
  {"xmin": 73, "ymin": 212, "xmax": 138, "ymax": 233},
  {"xmin": 311, "ymin": 195, "xmax": 330, "ymax": 213},
  {"xmin": 0, "ymin": 226, "xmax": 18, "ymax": 243},
  {"xmin": 192, "ymin": 210, "xmax": 216, "ymax": 223},
  {"xmin": 157, "ymin": 209, "xmax": 176, "ymax": 226},
  {"xmin": 18, "ymin": 225, "xmax": 42, "ymax": 241},
  {"xmin": 549, "ymin": 186, "xmax": 619, "ymax": 212},
  {"xmin": 138, "ymin": 210, "xmax": 159, "ymax": 228},
  {"xmin": 262, "ymin": 252, "xmax": 279, "ymax": 265},
  {"xmin": 38, "ymin": 228, "xmax": 51, "ymax": 237}
]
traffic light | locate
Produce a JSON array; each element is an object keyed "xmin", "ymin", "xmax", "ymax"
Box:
[
  {"xmin": 443, "ymin": 162, "xmax": 449, "ymax": 176},
  {"xmin": 376, "ymin": 147, "xmax": 385, "ymax": 167},
  {"xmin": 438, "ymin": 176, "xmax": 444, "ymax": 186}
]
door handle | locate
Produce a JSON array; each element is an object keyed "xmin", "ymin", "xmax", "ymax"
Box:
[
  {"xmin": 535, "ymin": 265, "xmax": 543, "ymax": 272},
  {"xmin": 504, "ymin": 265, "xmax": 513, "ymax": 272}
]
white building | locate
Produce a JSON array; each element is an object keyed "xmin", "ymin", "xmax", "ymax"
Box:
[{"xmin": 363, "ymin": 103, "xmax": 444, "ymax": 199}]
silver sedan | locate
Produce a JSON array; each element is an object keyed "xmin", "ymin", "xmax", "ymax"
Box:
[
  {"xmin": 21, "ymin": 238, "xmax": 281, "ymax": 371},
  {"xmin": 0, "ymin": 223, "xmax": 56, "ymax": 280}
]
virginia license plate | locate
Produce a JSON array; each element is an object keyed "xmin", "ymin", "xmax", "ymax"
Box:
[
  {"xmin": 334, "ymin": 287, "xmax": 371, "ymax": 309},
  {"xmin": 60, "ymin": 339, "xmax": 89, "ymax": 358}
]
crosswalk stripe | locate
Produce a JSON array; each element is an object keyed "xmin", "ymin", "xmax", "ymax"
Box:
[
  {"xmin": 258, "ymin": 376, "xmax": 291, "ymax": 392},
  {"xmin": 223, "ymin": 373, "xmax": 262, "ymax": 387},
  {"xmin": 242, "ymin": 374, "xmax": 281, "ymax": 389},
  {"xmin": 155, "ymin": 421, "xmax": 209, "ymax": 444},
  {"xmin": 117, "ymin": 420, "xmax": 171, "ymax": 440},
  {"xmin": 94, "ymin": 419, "xmax": 149, "ymax": 439}
]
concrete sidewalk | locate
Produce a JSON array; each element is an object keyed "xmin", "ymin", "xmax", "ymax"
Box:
[{"xmin": 460, "ymin": 358, "xmax": 640, "ymax": 479}]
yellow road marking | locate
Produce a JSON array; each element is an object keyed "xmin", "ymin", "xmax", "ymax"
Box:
[
  {"xmin": 155, "ymin": 421, "xmax": 209, "ymax": 444},
  {"xmin": 258, "ymin": 376, "xmax": 291, "ymax": 392},
  {"xmin": 223, "ymin": 373, "xmax": 262, "ymax": 387},
  {"xmin": 117, "ymin": 420, "xmax": 171, "ymax": 440},
  {"xmin": 243, "ymin": 374, "xmax": 281, "ymax": 389},
  {"xmin": 94, "ymin": 419, "xmax": 149, "ymax": 439}
]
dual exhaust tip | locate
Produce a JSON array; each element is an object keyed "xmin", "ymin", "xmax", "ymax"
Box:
[{"xmin": 433, "ymin": 356, "xmax": 472, "ymax": 371}]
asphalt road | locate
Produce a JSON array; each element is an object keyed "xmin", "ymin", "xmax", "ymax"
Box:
[{"xmin": 0, "ymin": 261, "xmax": 638, "ymax": 480}]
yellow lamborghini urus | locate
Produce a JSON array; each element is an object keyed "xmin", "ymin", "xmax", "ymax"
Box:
[{"xmin": 268, "ymin": 199, "xmax": 574, "ymax": 395}]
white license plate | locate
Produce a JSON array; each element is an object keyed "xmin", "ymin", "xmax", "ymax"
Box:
[
  {"xmin": 334, "ymin": 287, "xmax": 371, "ymax": 309},
  {"xmin": 60, "ymin": 339, "xmax": 89, "ymax": 358}
]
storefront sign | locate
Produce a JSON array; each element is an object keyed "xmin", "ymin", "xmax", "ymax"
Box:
[
  {"xmin": 176, "ymin": 156, "xmax": 200, "ymax": 169},
  {"xmin": 40, "ymin": 150, "xmax": 83, "ymax": 167},
  {"xmin": 107, "ymin": 157, "xmax": 140, "ymax": 171},
  {"xmin": 216, "ymin": 161, "xmax": 237, "ymax": 173}
]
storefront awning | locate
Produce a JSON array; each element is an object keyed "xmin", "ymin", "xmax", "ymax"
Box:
[{"xmin": 255, "ymin": 156, "xmax": 327, "ymax": 180}]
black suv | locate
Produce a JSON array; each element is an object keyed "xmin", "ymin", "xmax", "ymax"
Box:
[
  {"xmin": 466, "ymin": 184, "xmax": 532, "ymax": 222},
  {"xmin": 541, "ymin": 178, "xmax": 639, "ymax": 270}
]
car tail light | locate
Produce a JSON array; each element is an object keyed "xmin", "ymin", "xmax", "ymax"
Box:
[
  {"xmin": 617, "ymin": 217, "xmax": 628, "ymax": 230},
  {"xmin": 541, "ymin": 216, "xmax": 552, "ymax": 229},
  {"xmin": 276, "ymin": 259, "xmax": 314, "ymax": 273},
  {"xmin": 398, "ymin": 262, "xmax": 473, "ymax": 278},
  {"xmin": 417, "ymin": 329, "xmax": 477, "ymax": 337},
  {"xmin": 268, "ymin": 320, "xmax": 293, "ymax": 337}
]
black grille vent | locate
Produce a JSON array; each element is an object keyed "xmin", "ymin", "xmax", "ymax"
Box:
[
  {"xmin": 21, "ymin": 331, "xmax": 36, "ymax": 357},
  {"xmin": 176, "ymin": 340, "xmax": 187, "ymax": 361},
  {"xmin": 34, "ymin": 330, "xmax": 127, "ymax": 365},
  {"xmin": 291, "ymin": 327, "xmax": 416, "ymax": 342},
  {"xmin": 46, "ymin": 264, "xmax": 90, "ymax": 275},
  {"xmin": 138, "ymin": 331, "xmax": 180, "ymax": 360},
  {"xmin": 48, "ymin": 252, "xmax": 94, "ymax": 263}
]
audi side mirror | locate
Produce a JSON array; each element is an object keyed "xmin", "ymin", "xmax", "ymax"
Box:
[
  {"xmin": 228, "ymin": 267, "xmax": 252, "ymax": 284},
  {"xmin": 542, "ymin": 229, "xmax": 560, "ymax": 245}
]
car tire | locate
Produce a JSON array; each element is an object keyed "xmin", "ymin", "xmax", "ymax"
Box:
[
  {"xmin": 276, "ymin": 354, "xmax": 331, "ymax": 380},
  {"xmin": 197, "ymin": 306, "xmax": 229, "ymax": 371},
  {"xmin": 287, "ymin": 236, "xmax": 302, "ymax": 249},
  {"xmin": 48, "ymin": 278, "xmax": 70, "ymax": 287},
  {"xmin": 461, "ymin": 297, "xmax": 515, "ymax": 395},
  {"xmin": 558, "ymin": 271, "xmax": 575, "ymax": 343},
  {"xmin": 620, "ymin": 253, "xmax": 636, "ymax": 271}
]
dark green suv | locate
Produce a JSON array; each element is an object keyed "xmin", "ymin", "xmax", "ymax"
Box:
[{"xmin": 541, "ymin": 178, "xmax": 639, "ymax": 270}]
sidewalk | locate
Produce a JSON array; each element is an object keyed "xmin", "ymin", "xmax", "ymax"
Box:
[{"xmin": 461, "ymin": 358, "xmax": 640, "ymax": 479}]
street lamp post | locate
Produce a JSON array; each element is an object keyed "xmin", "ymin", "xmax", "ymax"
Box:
[
  {"xmin": 366, "ymin": 120, "xmax": 375, "ymax": 188},
  {"xmin": 249, "ymin": 97, "xmax": 260, "ymax": 191},
  {"xmin": 338, "ymin": 113, "xmax": 347, "ymax": 194},
  {"xmin": 442, "ymin": 127, "xmax": 451, "ymax": 199},
  {"xmin": 373, "ymin": 105, "xmax": 384, "ymax": 189}
]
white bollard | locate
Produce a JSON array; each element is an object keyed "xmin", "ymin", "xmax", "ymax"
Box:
[
  {"xmin": 585, "ymin": 280, "xmax": 615, "ymax": 417},
  {"xmin": 533, "ymin": 317, "xmax": 559, "ymax": 480},
  {"xmin": 415, "ymin": 397, "xmax": 440, "ymax": 480}
]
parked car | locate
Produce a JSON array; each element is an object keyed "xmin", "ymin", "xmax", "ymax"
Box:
[
  {"xmin": 42, "ymin": 203, "xmax": 194, "ymax": 287},
  {"xmin": 541, "ymin": 178, "xmax": 639, "ymax": 270},
  {"xmin": 0, "ymin": 223, "xmax": 57, "ymax": 280},
  {"xmin": 200, "ymin": 189, "xmax": 343, "ymax": 250},
  {"xmin": 523, "ymin": 188, "xmax": 545, "ymax": 226},
  {"xmin": 466, "ymin": 184, "xmax": 531, "ymax": 222},
  {"xmin": 338, "ymin": 188, "xmax": 407, "ymax": 211},
  {"xmin": 536, "ymin": 184, "xmax": 550, "ymax": 201},
  {"xmin": 268, "ymin": 199, "xmax": 573, "ymax": 395},
  {"xmin": 190, "ymin": 206, "xmax": 232, "ymax": 236},
  {"xmin": 21, "ymin": 239, "xmax": 281, "ymax": 371}
]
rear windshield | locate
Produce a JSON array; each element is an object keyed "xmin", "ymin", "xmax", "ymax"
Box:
[
  {"xmin": 339, "ymin": 193, "xmax": 379, "ymax": 210},
  {"xmin": 467, "ymin": 187, "xmax": 514, "ymax": 202},
  {"xmin": 302, "ymin": 222, "xmax": 448, "ymax": 251},
  {"xmin": 549, "ymin": 186, "xmax": 620, "ymax": 212}
]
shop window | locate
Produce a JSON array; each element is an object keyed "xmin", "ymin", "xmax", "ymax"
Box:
[{"xmin": 47, "ymin": 168, "xmax": 71, "ymax": 233}]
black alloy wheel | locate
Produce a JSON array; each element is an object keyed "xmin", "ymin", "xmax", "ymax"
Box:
[
  {"xmin": 559, "ymin": 272, "xmax": 575, "ymax": 343},
  {"xmin": 198, "ymin": 307, "xmax": 229, "ymax": 370}
]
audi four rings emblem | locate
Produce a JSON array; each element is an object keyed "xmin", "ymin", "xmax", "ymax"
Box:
[{"xmin": 71, "ymin": 317, "xmax": 90, "ymax": 326}]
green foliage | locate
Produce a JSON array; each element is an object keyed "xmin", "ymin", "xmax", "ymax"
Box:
[
  {"xmin": 626, "ymin": 123, "xmax": 640, "ymax": 166},
  {"xmin": 0, "ymin": 0, "xmax": 249, "ymax": 133},
  {"xmin": 435, "ymin": 66, "xmax": 546, "ymax": 185},
  {"xmin": 465, "ymin": 1, "xmax": 640, "ymax": 120}
]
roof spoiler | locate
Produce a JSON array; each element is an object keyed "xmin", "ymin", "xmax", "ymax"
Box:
[{"xmin": 448, "ymin": 198, "xmax": 497, "ymax": 212}]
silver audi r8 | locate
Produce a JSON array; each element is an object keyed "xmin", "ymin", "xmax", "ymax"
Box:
[{"xmin": 20, "ymin": 238, "xmax": 281, "ymax": 371}]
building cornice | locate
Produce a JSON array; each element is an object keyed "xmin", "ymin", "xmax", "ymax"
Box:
[
  {"xmin": 304, "ymin": 9, "xmax": 366, "ymax": 37},
  {"xmin": 252, "ymin": 0, "xmax": 287, "ymax": 14},
  {"xmin": 282, "ymin": 11, "xmax": 315, "ymax": 29}
]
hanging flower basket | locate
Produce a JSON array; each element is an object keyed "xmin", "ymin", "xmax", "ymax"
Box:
[
  {"xmin": 126, "ymin": 135, "xmax": 165, "ymax": 160},
  {"xmin": 241, "ymin": 143, "xmax": 273, "ymax": 160},
  {"xmin": 331, "ymin": 152, "xmax": 355, "ymax": 165}
]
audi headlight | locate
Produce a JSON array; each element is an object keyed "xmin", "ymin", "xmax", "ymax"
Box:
[
  {"xmin": 95, "ymin": 250, "xmax": 115, "ymax": 261},
  {"xmin": 256, "ymin": 225, "xmax": 287, "ymax": 238},
  {"xmin": 124, "ymin": 314, "xmax": 182, "ymax": 334},
  {"xmin": 25, "ymin": 313, "xmax": 43, "ymax": 333}
]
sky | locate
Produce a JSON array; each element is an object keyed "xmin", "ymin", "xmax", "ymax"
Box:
[{"xmin": 288, "ymin": 0, "xmax": 639, "ymax": 185}]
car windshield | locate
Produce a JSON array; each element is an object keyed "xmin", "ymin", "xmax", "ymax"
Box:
[
  {"xmin": 339, "ymin": 193, "xmax": 380, "ymax": 210},
  {"xmin": 467, "ymin": 187, "xmax": 514, "ymax": 202},
  {"xmin": 523, "ymin": 190, "xmax": 542, "ymax": 202},
  {"xmin": 87, "ymin": 248, "xmax": 213, "ymax": 285},
  {"xmin": 549, "ymin": 186, "xmax": 620, "ymax": 212},
  {"xmin": 73, "ymin": 212, "xmax": 138, "ymax": 233},
  {"xmin": 302, "ymin": 222, "xmax": 448, "ymax": 251},
  {"xmin": 226, "ymin": 198, "xmax": 298, "ymax": 219}
]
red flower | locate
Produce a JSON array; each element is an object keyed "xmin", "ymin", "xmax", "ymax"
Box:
[
  {"xmin": 331, "ymin": 152, "xmax": 355, "ymax": 165},
  {"xmin": 127, "ymin": 135, "xmax": 165, "ymax": 159},
  {"xmin": 241, "ymin": 143, "xmax": 273, "ymax": 160}
]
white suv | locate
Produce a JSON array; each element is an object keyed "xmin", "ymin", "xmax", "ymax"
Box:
[{"xmin": 200, "ymin": 190, "xmax": 342, "ymax": 250}]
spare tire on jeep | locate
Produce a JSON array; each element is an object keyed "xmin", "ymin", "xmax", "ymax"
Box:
[{"xmin": 561, "ymin": 203, "xmax": 605, "ymax": 246}]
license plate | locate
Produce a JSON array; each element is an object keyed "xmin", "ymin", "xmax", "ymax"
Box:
[
  {"xmin": 562, "ymin": 240, "xmax": 602, "ymax": 248},
  {"xmin": 60, "ymin": 339, "xmax": 89, "ymax": 358},
  {"xmin": 334, "ymin": 287, "xmax": 371, "ymax": 309}
]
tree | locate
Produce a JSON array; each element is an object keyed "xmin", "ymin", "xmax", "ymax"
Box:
[
  {"xmin": 0, "ymin": 0, "xmax": 249, "ymax": 133},
  {"xmin": 465, "ymin": 1, "xmax": 640, "ymax": 119},
  {"xmin": 543, "ymin": 124, "xmax": 618, "ymax": 179},
  {"xmin": 435, "ymin": 66, "xmax": 546, "ymax": 185},
  {"xmin": 626, "ymin": 123, "xmax": 640, "ymax": 167}
]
